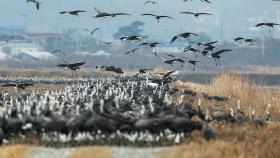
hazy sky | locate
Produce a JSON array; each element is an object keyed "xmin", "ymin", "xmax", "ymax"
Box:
[{"xmin": 0, "ymin": 0, "xmax": 280, "ymax": 41}]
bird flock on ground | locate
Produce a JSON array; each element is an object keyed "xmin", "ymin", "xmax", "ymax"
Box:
[
  {"xmin": 0, "ymin": 72, "xmax": 276, "ymax": 146},
  {"xmin": 0, "ymin": 0, "xmax": 276, "ymax": 146}
]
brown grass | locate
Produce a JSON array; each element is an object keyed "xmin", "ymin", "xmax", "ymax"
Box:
[
  {"xmin": 0, "ymin": 145, "xmax": 34, "ymax": 158},
  {"xmin": 0, "ymin": 84, "xmax": 65, "ymax": 96},
  {"xmin": 175, "ymin": 72, "xmax": 280, "ymax": 119},
  {"xmin": 156, "ymin": 123, "xmax": 280, "ymax": 158},
  {"xmin": 171, "ymin": 72, "xmax": 280, "ymax": 158},
  {"xmin": 68, "ymin": 146, "xmax": 112, "ymax": 158}
]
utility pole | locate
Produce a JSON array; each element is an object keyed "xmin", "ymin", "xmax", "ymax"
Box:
[{"xmin": 220, "ymin": 18, "xmax": 224, "ymax": 44}]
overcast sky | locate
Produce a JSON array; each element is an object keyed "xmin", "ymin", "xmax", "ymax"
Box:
[{"xmin": 0, "ymin": 0, "xmax": 280, "ymax": 41}]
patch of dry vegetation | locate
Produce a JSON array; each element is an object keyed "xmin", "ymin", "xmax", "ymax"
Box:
[
  {"xmin": 172, "ymin": 72, "xmax": 280, "ymax": 158},
  {"xmin": 0, "ymin": 145, "xmax": 33, "ymax": 158},
  {"xmin": 0, "ymin": 68, "xmax": 114, "ymax": 78},
  {"xmin": 0, "ymin": 84, "xmax": 65, "ymax": 96},
  {"xmin": 69, "ymin": 146, "xmax": 112, "ymax": 158},
  {"xmin": 157, "ymin": 123, "xmax": 280, "ymax": 158},
  {"xmin": 175, "ymin": 72, "xmax": 280, "ymax": 120}
]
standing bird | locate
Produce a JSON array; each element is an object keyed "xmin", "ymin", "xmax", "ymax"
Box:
[
  {"xmin": 180, "ymin": 12, "xmax": 212, "ymax": 18},
  {"xmin": 141, "ymin": 13, "xmax": 174, "ymax": 22},
  {"xmin": 203, "ymin": 111, "xmax": 216, "ymax": 140},
  {"xmin": 250, "ymin": 109, "xmax": 265, "ymax": 127},
  {"xmin": 26, "ymin": 0, "xmax": 40, "ymax": 10},
  {"xmin": 265, "ymin": 104, "xmax": 273, "ymax": 122},
  {"xmin": 170, "ymin": 32, "xmax": 198, "ymax": 43}
]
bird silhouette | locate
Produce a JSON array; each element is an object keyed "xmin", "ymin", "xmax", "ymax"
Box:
[
  {"xmin": 141, "ymin": 13, "xmax": 174, "ymax": 22},
  {"xmin": 181, "ymin": 12, "xmax": 212, "ymax": 18}
]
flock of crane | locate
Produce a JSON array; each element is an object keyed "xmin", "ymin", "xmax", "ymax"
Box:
[
  {"xmin": 0, "ymin": 75, "xmax": 275, "ymax": 146},
  {"xmin": 0, "ymin": 0, "xmax": 276, "ymax": 146}
]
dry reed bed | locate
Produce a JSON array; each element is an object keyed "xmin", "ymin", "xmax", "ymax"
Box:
[{"xmin": 0, "ymin": 145, "xmax": 34, "ymax": 158}]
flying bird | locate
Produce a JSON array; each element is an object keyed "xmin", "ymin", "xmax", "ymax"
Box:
[
  {"xmin": 140, "ymin": 42, "xmax": 161, "ymax": 56},
  {"xmin": 234, "ymin": 37, "xmax": 245, "ymax": 43},
  {"xmin": 26, "ymin": 0, "xmax": 40, "ymax": 10},
  {"xmin": 120, "ymin": 35, "xmax": 144, "ymax": 41},
  {"xmin": 60, "ymin": 10, "xmax": 86, "ymax": 16},
  {"xmin": 84, "ymin": 27, "xmax": 100, "ymax": 35},
  {"xmin": 209, "ymin": 49, "xmax": 232, "ymax": 65},
  {"xmin": 144, "ymin": 1, "xmax": 159, "ymax": 5},
  {"xmin": 141, "ymin": 13, "xmax": 174, "ymax": 22},
  {"xmin": 170, "ymin": 32, "xmax": 198, "ymax": 43},
  {"xmin": 187, "ymin": 60, "xmax": 202, "ymax": 71},
  {"xmin": 255, "ymin": 22, "xmax": 280, "ymax": 32},
  {"xmin": 183, "ymin": 0, "xmax": 212, "ymax": 4},
  {"xmin": 181, "ymin": 12, "xmax": 212, "ymax": 18},
  {"xmin": 139, "ymin": 68, "xmax": 153, "ymax": 74},
  {"xmin": 94, "ymin": 7, "xmax": 131, "ymax": 18},
  {"xmin": 125, "ymin": 48, "xmax": 139, "ymax": 55},
  {"xmin": 2, "ymin": 82, "xmax": 34, "ymax": 93},
  {"xmin": 57, "ymin": 61, "xmax": 86, "ymax": 76},
  {"xmin": 99, "ymin": 66, "xmax": 124, "ymax": 74}
]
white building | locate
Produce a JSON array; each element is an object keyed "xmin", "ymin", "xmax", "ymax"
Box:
[{"xmin": 0, "ymin": 42, "xmax": 56, "ymax": 60}]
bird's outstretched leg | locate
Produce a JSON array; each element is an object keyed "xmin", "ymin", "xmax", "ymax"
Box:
[
  {"xmin": 214, "ymin": 59, "xmax": 218, "ymax": 66},
  {"xmin": 74, "ymin": 71, "xmax": 78, "ymax": 77},
  {"xmin": 192, "ymin": 66, "xmax": 195, "ymax": 71}
]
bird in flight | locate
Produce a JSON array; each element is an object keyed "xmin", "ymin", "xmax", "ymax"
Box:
[
  {"xmin": 180, "ymin": 12, "xmax": 212, "ymax": 18},
  {"xmin": 94, "ymin": 7, "xmax": 131, "ymax": 18},
  {"xmin": 2, "ymin": 82, "xmax": 34, "ymax": 94},
  {"xmin": 209, "ymin": 49, "xmax": 232, "ymax": 66},
  {"xmin": 84, "ymin": 27, "xmax": 100, "ymax": 35},
  {"xmin": 255, "ymin": 22, "xmax": 280, "ymax": 32},
  {"xmin": 141, "ymin": 13, "xmax": 174, "ymax": 22},
  {"xmin": 170, "ymin": 32, "xmax": 198, "ymax": 43},
  {"xmin": 144, "ymin": 1, "xmax": 159, "ymax": 5},
  {"xmin": 234, "ymin": 37, "xmax": 245, "ymax": 43},
  {"xmin": 99, "ymin": 66, "xmax": 124, "ymax": 74},
  {"xmin": 187, "ymin": 60, "xmax": 202, "ymax": 71},
  {"xmin": 60, "ymin": 10, "xmax": 86, "ymax": 16},
  {"xmin": 125, "ymin": 48, "xmax": 139, "ymax": 55},
  {"xmin": 183, "ymin": 0, "xmax": 212, "ymax": 4},
  {"xmin": 26, "ymin": 0, "xmax": 41, "ymax": 10},
  {"xmin": 140, "ymin": 42, "xmax": 162, "ymax": 56},
  {"xmin": 57, "ymin": 61, "xmax": 86, "ymax": 76},
  {"xmin": 120, "ymin": 35, "xmax": 144, "ymax": 41}
]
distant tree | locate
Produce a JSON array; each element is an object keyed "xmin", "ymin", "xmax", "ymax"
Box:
[{"xmin": 113, "ymin": 21, "xmax": 146, "ymax": 39}]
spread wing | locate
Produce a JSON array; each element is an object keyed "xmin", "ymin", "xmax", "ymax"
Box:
[
  {"xmin": 163, "ymin": 70, "xmax": 176, "ymax": 78},
  {"xmin": 57, "ymin": 63, "xmax": 68, "ymax": 67},
  {"xmin": 69, "ymin": 62, "xmax": 86, "ymax": 67},
  {"xmin": 2, "ymin": 83, "xmax": 17, "ymax": 87},
  {"xmin": 141, "ymin": 13, "xmax": 156, "ymax": 17}
]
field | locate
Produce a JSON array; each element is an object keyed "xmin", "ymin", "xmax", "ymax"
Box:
[{"xmin": 0, "ymin": 70, "xmax": 279, "ymax": 158}]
